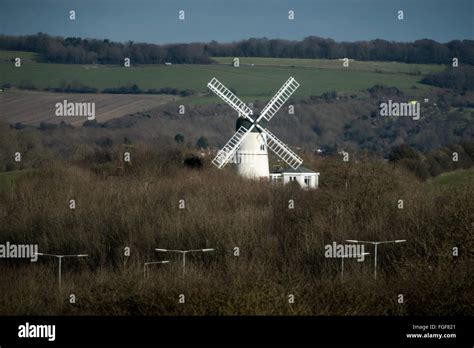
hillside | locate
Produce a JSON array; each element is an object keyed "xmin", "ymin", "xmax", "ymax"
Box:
[
  {"xmin": 0, "ymin": 46, "xmax": 472, "ymax": 316},
  {"xmin": 1, "ymin": 87, "xmax": 473, "ymax": 162},
  {"xmin": 1, "ymin": 50, "xmax": 472, "ymax": 158}
]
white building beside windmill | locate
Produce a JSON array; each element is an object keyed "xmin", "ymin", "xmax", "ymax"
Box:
[
  {"xmin": 207, "ymin": 76, "xmax": 320, "ymax": 190},
  {"xmin": 269, "ymin": 167, "xmax": 319, "ymax": 189}
]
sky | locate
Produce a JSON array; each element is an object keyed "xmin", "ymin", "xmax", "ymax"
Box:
[{"xmin": 0, "ymin": 0, "xmax": 472, "ymax": 44}]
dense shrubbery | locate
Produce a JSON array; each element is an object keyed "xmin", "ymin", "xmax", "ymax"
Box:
[
  {"xmin": 421, "ymin": 66, "xmax": 474, "ymax": 91},
  {"xmin": 367, "ymin": 85, "xmax": 403, "ymax": 97},
  {"xmin": 102, "ymin": 84, "xmax": 196, "ymax": 96},
  {"xmin": 0, "ymin": 144, "xmax": 472, "ymax": 315},
  {"xmin": 388, "ymin": 142, "xmax": 474, "ymax": 180},
  {"xmin": 45, "ymin": 84, "xmax": 99, "ymax": 93},
  {"xmin": 0, "ymin": 121, "xmax": 472, "ymax": 315},
  {"xmin": 16, "ymin": 81, "xmax": 196, "ymax": 96}
]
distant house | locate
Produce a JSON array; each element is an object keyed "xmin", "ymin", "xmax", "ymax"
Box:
[{"xmin": 269, "ymin": 166, "xmax": 320, "ymax": 189}]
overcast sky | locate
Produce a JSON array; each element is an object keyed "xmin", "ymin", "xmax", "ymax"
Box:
[{"xmin": 0, "ymin": 0, "xmax": 472, "ymax": 44}]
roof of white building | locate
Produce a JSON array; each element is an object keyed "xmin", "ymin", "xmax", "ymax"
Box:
[{"xmin": 271, "ymin": 166, "xmax": 318, "ymax": 174}]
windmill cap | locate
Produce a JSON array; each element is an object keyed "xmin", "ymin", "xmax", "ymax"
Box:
[
  {"xmin": 236, "ymin": 117, "xmax": 259, "ymax": 133},
  {"xmin": 235, "ymin": 117, "xmax": 267, "ymax": 133}
]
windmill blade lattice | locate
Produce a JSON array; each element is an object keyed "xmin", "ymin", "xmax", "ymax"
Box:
[
  {"xmin": 258, "ymin": 77, "xmax": 299, "ymax": 122},
  {"xmin": 211, "ymin": 125, "xmax": 254, "ymax": 168},
  {"xmin": 207, "ymin": 78, "xmax": 254, "ymax": 120},
  {"xmin": 258, "ymin": 127, "xmax": 303, "ymax": 169}
]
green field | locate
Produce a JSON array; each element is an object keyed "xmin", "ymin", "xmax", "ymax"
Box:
[
  {"xmin": 430, "ymin": 169, "xmax": 474, "ymax": 187},
  {"xmin": 0, "ymin": 169, "xmax": 35, "ymax": 190},
  {"xmin": 212, "ymin": 57, "xmax": 446, "ymax": 75},
  {"xmin": 0, "ymin": 50, "xmax": 39, "ymax": 63},
  {"xmin": 0, "ymin": 50, "xmax": 440, "ymax": 101}
]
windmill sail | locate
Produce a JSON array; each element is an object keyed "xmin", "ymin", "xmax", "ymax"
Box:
[
  {"xmin": 212, "ymin": 125, "xmax": 254, "ymax": 168},
  {"xmin": 258, "ymin": 77, "xmax": 299, "ymax": 122},
  {"xmin": 207, "ymin": 78, "xmax": 254, "ymax": 120},
  {"xmin": 259, "ymin": 127, "xmax": 303, "ymax": 169},
  {"xmin": 207, "ymin": 76, "xmax": 303, "ymax": 171}
]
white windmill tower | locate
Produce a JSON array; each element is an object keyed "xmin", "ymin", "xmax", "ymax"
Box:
[{"xmin": 207, "ymin": 76, "xmax": 305, "ymax": 181}]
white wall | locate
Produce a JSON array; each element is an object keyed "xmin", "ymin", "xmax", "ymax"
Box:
[
  {"xmin": 282, "ymin": 173, "xmax": 319, "ymax": 189},
  {"xmin": 235, "ymin": 133, "xmax": 270, "ymax": 178}
]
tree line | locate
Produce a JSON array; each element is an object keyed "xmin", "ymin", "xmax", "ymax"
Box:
[
  {"xmin": 0, "ymin": 33, "xmax": 212, "ymax": 64},
  {"xmin": 421, "ymin": 66, "xmax": 474, "ymax": 91},
  {"xmin": 1, "ymin": 33, "xmax": 473, "ymax": 65}
]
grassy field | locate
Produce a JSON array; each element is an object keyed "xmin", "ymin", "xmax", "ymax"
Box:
[
  {"xmin": 0, "ymin": 169, "xmax": 35, "ymax": 189},
  {"xmin": 0, "ymin": 50, "xmax": 38, "ymax": 63},
  {"xmin": 430, "ymin": 169, "xmax": 474, "ymax": 187},
  {"xmin": 0, "ymin": 89, "xmax": 179, "ymax": 126},
  {"xmin": 0, "ymin": 50, "xmax": 438, "ymax": 102},
  {"xmin": 212, "ymin": 57, "xmax": 446, "ymax": 75}
]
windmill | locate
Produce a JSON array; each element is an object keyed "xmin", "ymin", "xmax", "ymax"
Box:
[{"xmin": 207, "ymin": 76, "xmax": 304, "ymax": 180}]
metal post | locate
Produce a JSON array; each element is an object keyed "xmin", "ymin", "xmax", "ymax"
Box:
[
  {"xmin": 182, "ymin": 252, "xmax": 186, "ymax": 276},
  {"xmin": 58, "ymin": 257, "xmax": 62, "ymax": 290},
  {"xmin": 374, "ymin": 244, "xmax": 378, "ymax": 280},
  {"xmin": 341, "ymin": 257, "xmax": 344, "ymax": 278}
]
